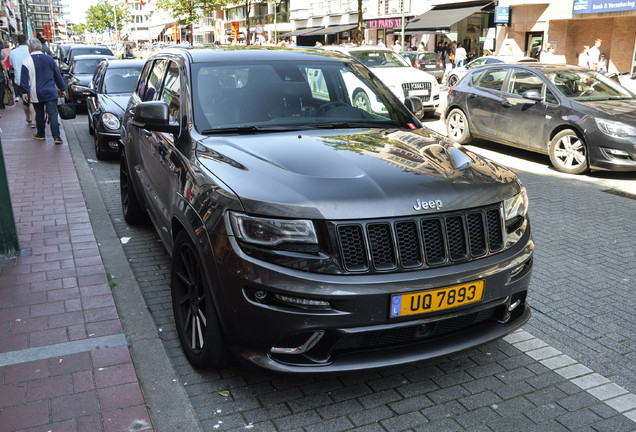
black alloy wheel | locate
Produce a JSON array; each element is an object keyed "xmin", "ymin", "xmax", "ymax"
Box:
[
  {"xmin": 448, "ymin": 75, "xmax": 459, "ymax": 86},
  {"xmin": 120, "ymin": 152, "xmax": 147, "ymax": 224},
  {"xmin": 171, "ymin": 231, "xmax": 229, "ymax": 370},
  {"xmin": 352, "ymin": 89, "xmax": 372, "ymax": 113}
]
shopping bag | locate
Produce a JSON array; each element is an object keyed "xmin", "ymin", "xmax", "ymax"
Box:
[
  {"xmin": 4, "ymin": 87, "xmax": 14, "ymax": 106},
  {"xmin": 58, "ymin": 98, "xmax": 76, "ymax": 120}
]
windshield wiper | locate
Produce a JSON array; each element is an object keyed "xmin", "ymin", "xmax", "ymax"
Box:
[{"xmin": 200, "ymin": 126, "xmax": 304, "ymax": 135}]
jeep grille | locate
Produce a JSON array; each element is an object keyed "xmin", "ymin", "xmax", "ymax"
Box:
[{"xmin": 336, "ymin": 205, "xmax": 504, "ymax": 273}]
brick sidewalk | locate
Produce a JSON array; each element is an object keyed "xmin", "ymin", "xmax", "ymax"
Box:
[{"xmin": 0, "ymin": 101, "xmax": 153, "ymax": 431}]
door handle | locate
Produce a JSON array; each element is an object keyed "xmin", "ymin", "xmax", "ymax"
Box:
[{"xmin": 501, "ymin": 100, "xmax": 512, "ymax": 108}]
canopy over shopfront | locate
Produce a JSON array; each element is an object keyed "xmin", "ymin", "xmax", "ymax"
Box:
[
  {"xmin": 280, "ymin": 27, "xmax": 323, "ymax": 37},
  {"xmin": 405, "ymin": 3, "xmax": 491, "ymax": 33},
  {"xmin": 309, "ymin": 23, "xmax": 357, "ymax": 36}
]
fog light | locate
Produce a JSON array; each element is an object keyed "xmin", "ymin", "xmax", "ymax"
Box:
[
  {"xmin": 274, "ymin": 294, "xmax": 330, "ymax": 308},
  {"xmin": 108, "ymin": 141, "xmax": 119, "ymax": 149},
  {"xmin": 254, "ymin": 290, "xmax": 267, "ymax": 300},
  {"xmin": 606, "ymin": 148, "xmax": 629, "ymax": 156}
]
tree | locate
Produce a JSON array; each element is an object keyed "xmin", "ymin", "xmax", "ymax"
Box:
[
  {"xmin": 85, "ymin": 0, "xmax": 132, "ymax": 35},
  {"xmin": 357, "ymin": 0, "xmax": 364, "ymax": 45},
  {"xmin": 69, "ymin": 23, "xmax": 87, "ymax": 40},
  {"xmin": 155, "ymin": 0, "xmax": 229, "ymax": 43}
]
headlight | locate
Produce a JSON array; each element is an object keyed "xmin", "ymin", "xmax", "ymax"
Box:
[
  {"xmin": 595, "ymin": 118, "xmax": 636, "ymax": 137},
  {"xmin": 504, "ymin": 187, "xmax": 528, "ymax": 224},
  {"xmin": 229, "ymin": 212, "xmax": 318, "ymax": 247},
  {"xmin": 101, "ymin": 113, "xmax": 120, "ymax": 131}
]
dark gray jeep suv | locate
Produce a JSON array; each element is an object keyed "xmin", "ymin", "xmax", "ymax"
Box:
[{"xmin": 120, "ymin": 47, "xmax": 533, "ymax": 373}]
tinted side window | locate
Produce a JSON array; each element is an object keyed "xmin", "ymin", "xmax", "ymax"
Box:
[
  {"xmin": 142, "ymin": 60, "xmax": 167, "ymax": 102},
  {"xmin": 508, "ymin": 69, "xmax": 544, "ymax": 95},
  {"xmin": 161, "ymin": 62, "xmax": 181, "ymax": 122},
  {"xmin": 476, "ymin": 68, "xmax": 507, "ymax": 91},
  {"xmin": 545, "ymin": 89, "xmax": 558, "ymax": 104}
]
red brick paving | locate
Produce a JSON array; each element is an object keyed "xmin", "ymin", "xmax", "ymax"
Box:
[{"xmin": 0, "ymin": 101, "xmax": 153, "ymax": 431}]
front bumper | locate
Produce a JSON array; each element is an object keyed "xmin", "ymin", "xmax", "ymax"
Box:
[
  {"xmin": 586, "ymin": 130, "xmax": 636, "ymax": 172},
  {"xmin": 207, "ymin": 224, "xmax": 534, "ymax": 373}
]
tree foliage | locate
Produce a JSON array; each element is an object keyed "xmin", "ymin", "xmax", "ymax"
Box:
[
  {"xmin": 155, "ymin": 0, "xmax": 229, "ymax": 43},
  {"xmin": 85, "ymin": 0, "xmax": 132, "ymax": 34},
  {"xmin": 69, "ymin": 23, "xmax": 86, "ymax": 38}
]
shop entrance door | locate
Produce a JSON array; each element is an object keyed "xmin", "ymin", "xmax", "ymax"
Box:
[{"xmin": 526, "ymin": 32, "xmax": 543, "ymax": 59}]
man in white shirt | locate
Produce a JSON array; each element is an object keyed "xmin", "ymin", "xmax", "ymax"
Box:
[{"xmin": 588, "ymin": 39, "xmax": 601, "ymax": 71}]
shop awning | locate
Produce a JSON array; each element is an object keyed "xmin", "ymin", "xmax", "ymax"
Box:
[
  {"xmin": 280, "ymin": 27, "xmax": 324, "ymax": 37},
  {"xmin": 308, "ymin": 24, "xmax": 358, "ymax": 36},
  {"xmin": 148, "ymin": 25, "xmax": 166, "ymax": 40},
  {"xmin": 406, "ymin": 4, "xmax": 490, "ymax": 32}
]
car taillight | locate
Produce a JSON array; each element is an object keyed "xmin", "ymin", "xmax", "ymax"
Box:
[{"xmin": 415, "ymin": 60, "xmax": 421, "ymax": 69}]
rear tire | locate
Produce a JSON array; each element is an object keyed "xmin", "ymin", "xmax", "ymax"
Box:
[
  {"xmin": 171, "ymin": 231, "xmax": 229, "ymax": 370},
  {"xmin": 120, "ymin": 152, "xmax": 147, "ymax": 224},
  {"xmin": 446, "ymin": 108, "xmax": 472, "ymax": 144}
]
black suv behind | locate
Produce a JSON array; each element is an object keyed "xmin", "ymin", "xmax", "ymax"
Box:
[{"xmin": 120, "ymin": 48, "xmax": 533, "ymax": 373}]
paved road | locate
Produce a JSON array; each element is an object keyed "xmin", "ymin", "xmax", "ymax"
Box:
[{"xmin": 63, "ymin": 113, "xmax": 636, "ymax": 432}]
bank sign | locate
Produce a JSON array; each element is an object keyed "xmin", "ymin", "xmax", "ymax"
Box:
[{"xmin": 573, "ymin": 0, "xmax": 636, "ymax": 14}]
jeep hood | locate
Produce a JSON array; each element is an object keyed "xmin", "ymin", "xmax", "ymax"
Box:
[{"xmin": 197, "ymin": 127, "xmax": 521, "ymax": 220}]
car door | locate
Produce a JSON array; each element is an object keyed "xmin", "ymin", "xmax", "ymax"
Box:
[
  {"xmin": 466, "ymin": 67, "xmax": 509, "ymax": 139},
  {"xmin": 497, "ymin": 68, "xmax": 550, "ymax": 149},
  {"xmin": 138, "ymin": 60, "xmax": 183, "ymax": 241},
  {"xmin": 129, "ymin": 59, "xmax": 168, "ymax": 230}
]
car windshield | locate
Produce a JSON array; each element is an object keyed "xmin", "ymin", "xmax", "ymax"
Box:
[
  {"xmin": 73, "ymin": 59, "xmax": 103, "ymax": 74},
  {"xmin": 545, "ymin": 69, "xmax": 633, "ymax": 101},
  {"xmin": 348, "ymin": 50, "xmax": 409, "ymax": 68},
  {"xmin": 192, "ymin": 59, "xmax": 414, "ymax": 133},
  {"xmin": 103, "ymin": 68, "xmax": 142, "ymax": 94}
]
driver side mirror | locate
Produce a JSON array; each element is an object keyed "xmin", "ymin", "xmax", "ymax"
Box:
[
  {"xmin": 404, "ymin": 97, "xmax": 424, "ymax": 118},
  {"xmin": 132, "ymin": 101, "xmax": 180, "ymax": 134},
  {"xmin": 521, "ymin": 89, "xmax": 543, "ymax": 102}
]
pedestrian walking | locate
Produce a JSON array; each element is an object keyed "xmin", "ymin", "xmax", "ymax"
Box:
[
  {"xmin": 578, "ymin": 46, "xmax": 590, "ymax": 68},
  {"xmin": 588, "ymin": 39, "xmax": 601, "ymax": 71},
  {"xmin": 0, "ymin": 39, "xmax": 8, "ymax": 109},
  {"xmin": 392, "ymin": 39, "xmax": 401, "ymax": 53},
  {"xmin": 37, "ymin": 35, "xmax": 53, "ymax": 57},
  {"xmin": 455, "ymin": 43, "xmax": 467, "ymax": 67},
  {"xmin": 123, "ymin": 44, "xmax": 135, "ymax": 59},
  {"xmin": 597, "ymin": 53, "xmax": 607, "ymax": 74},
  {"xmin": 20, "ymin": 38, "xmax": 66, "ymax": 145},
  {"xmin": 10, "ymin": 35, "xmax": 36, "ymax": 128}
]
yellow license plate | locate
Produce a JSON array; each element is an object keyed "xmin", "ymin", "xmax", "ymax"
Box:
[{"xmin": 390, "ymin": 280, "xmax": 484, "ymax": 318}]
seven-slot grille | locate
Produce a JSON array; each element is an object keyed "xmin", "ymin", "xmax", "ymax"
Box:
[
  {"xmin": 336, "ymin": 205, "xmax": 504, "ymax": 273},
  {"xmin": 402, "ymin": 82, "xmax": 432, "ymax": 101}
]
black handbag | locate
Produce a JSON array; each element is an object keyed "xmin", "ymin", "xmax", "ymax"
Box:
[{"xmin": 58, "ymin": 100, "xmax": 76, "ymax": 120}]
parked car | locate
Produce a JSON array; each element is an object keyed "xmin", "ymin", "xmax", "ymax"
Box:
[
  {"xmin": 445, "ymin": 63, "xmax": 636, "ymax": 174},
  {"xmin": 120, "ymin": 47, "xmax": 533, "ymax": 373},
  {"xmin": 618, "ymin": 71, "xmax": 636, "ymax": 94},
  {"xmin": 64, "ymin": 54, "xmax": 119, "ymax": 110},
  {"xmin": 322, "ymin": 45, "xmax": 441, "ymax": 116},
  {"xmin": 401, "ymin": 51, "xmax": 444, "ymax": 83},
  {"xmin": 87, "ymin": 59, "xmax": 144, "ymax": 159},
  {"xmin": 445, "ymin": 55, "xmax": 538, "ymax": 86},
  {"xmin": 54, "ymin": 42, "xmax": 83, "ymax": 65},
  {"xmin": 60, "ymin": 44, "xmax": 114, "ymax": 73}
]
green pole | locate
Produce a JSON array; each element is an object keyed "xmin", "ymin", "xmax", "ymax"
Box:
[{"xmin": 0, "ymin": 139, "xmax": 19, "ymax": 257}]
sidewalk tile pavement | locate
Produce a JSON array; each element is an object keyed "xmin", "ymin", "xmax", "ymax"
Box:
[{"xmin": 0, "ymin": 102, "xmax": 153, "ymax": 431}]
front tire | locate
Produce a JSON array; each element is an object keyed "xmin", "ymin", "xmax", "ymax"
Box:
[
  {"xmin": 95, "ymin": 134, "xmax": 106, "ymax": 160},
  {"xmin": 448, "ymin": 75, "xmax": 459, "ymax": 86},
  {"xmin": 549, "ymin": 129, "xmax": 589, "ymax": 174},
  {"xmin": 171, "ymin": 231, "xmax": 229, "ymax": 370},
  {"xmin": 446, "ymin": 108, "xmax": 472, "ymax": 144},
  {"xmin": 120, "ymin": 152, "xmax": 147, "ymax": 224}
]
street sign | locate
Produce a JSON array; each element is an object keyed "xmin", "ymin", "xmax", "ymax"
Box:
[
  {"xmin": 44, "ymin": 24, "xmax": 52, "ymax": 40},
  {"xmin": 255, "ymin": 25, "xmax": 264, "ymax": 35}
]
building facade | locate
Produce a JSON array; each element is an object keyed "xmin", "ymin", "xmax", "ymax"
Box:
[{"xmin": 495, "ymin": 0, "xmax": 636, "ymax": 74}]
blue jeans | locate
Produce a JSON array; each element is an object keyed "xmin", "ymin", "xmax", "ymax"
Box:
[{"xmin": 33, "ymin": 99, "xmax": 60, "ymax": 138}]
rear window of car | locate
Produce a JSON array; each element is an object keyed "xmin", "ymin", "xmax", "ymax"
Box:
[
  {"xmin": 476, "ymin": 68, "xmax": 507, "ymax": 90},
  {"xmin": 71, "ymin": 47, "xmax": 113, "ymax": 59},
  {"xmin": 419, "ymin": 53, "xmax": 439, "ymax": 63}
]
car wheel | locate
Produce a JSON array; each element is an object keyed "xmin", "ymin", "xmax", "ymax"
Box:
[
  {"xmin": 446, "ymin": 109, "xmax": 472, "ymax": 144},
  {"xmin": 94, "ymin": 133, "xmax": 106, "ymax": 160},
  {"xmin": 171, "ymin": 230, "xmax": 229, "ymax": 370},
  {"xmin": 549, "ymin": 129, "xmax": 589, "ymax": 175},
  {"xmin": 120, "ymin": 152, "xmax": 147, "ymax": 224},
  {"xmin": 352, "ymin": 89, "xmax": 372, "ymax": 113},
  {"xmin": 88, "ymin": 117, "xmax": 94, "ymax": 136},
  {"xmin": 448, "ymin": 75, "xmax": 459, "ymax": 86}
]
